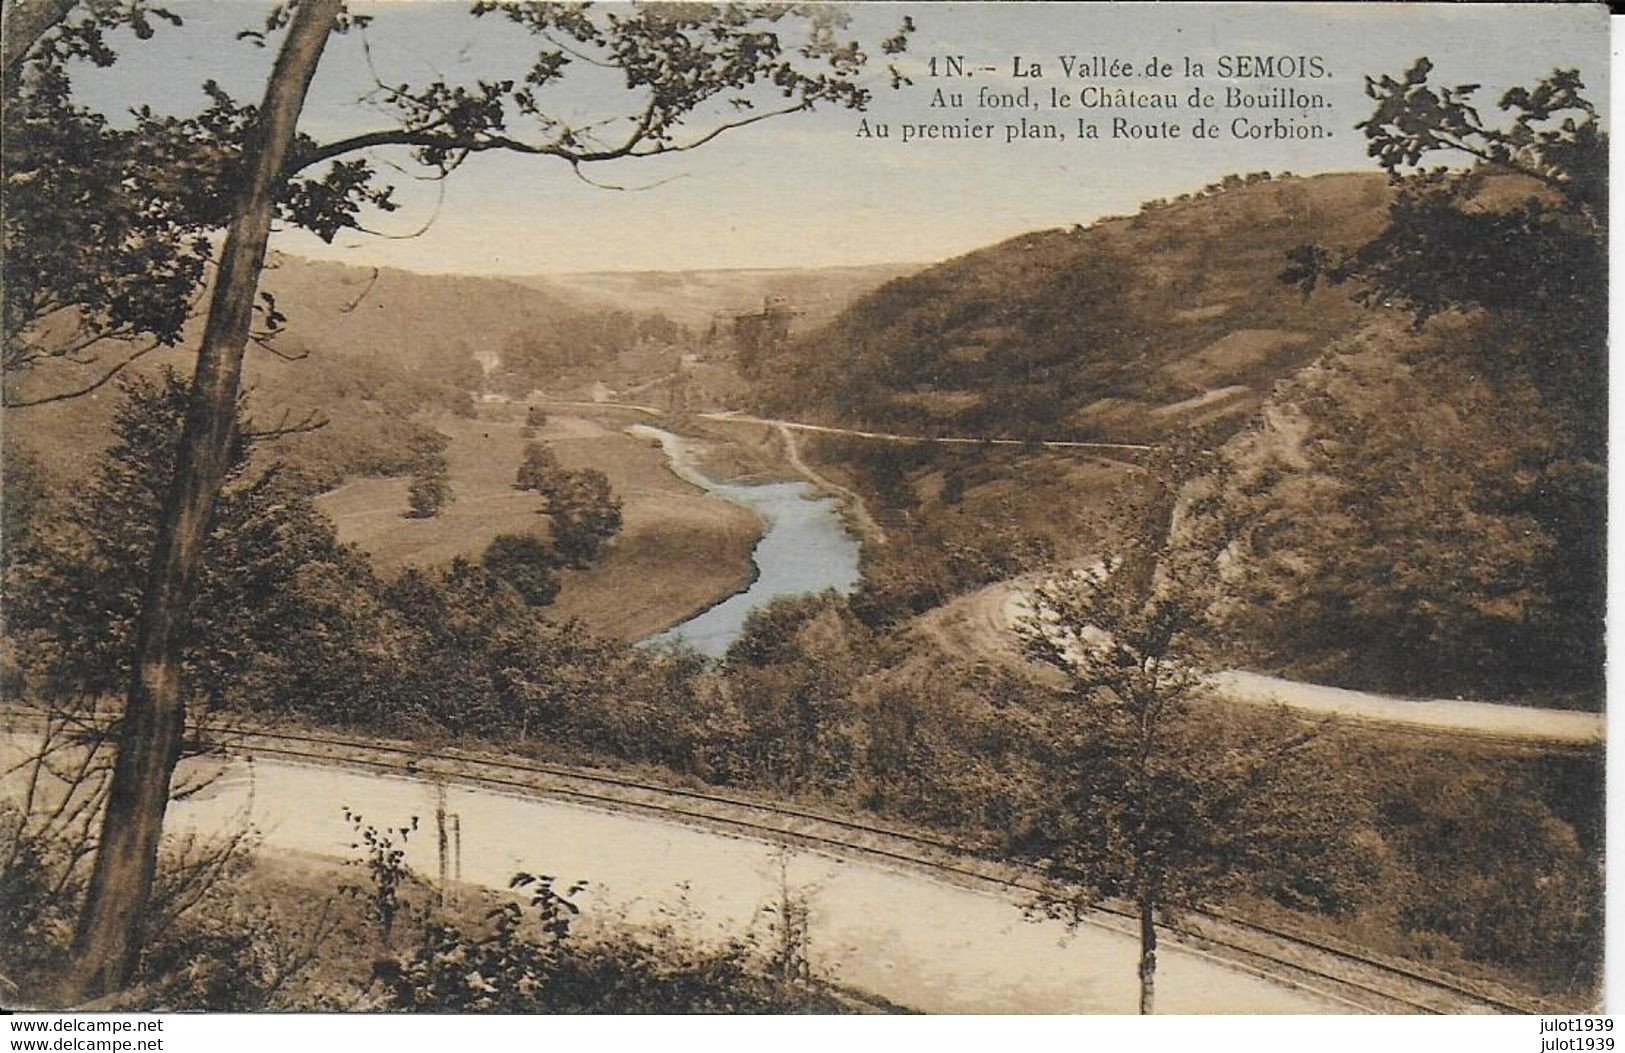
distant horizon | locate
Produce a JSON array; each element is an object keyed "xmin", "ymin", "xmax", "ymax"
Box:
[
  {"xmin": 281, "ymin": 254, "xmax": 934, "ymax": 280},
  {"xmin": 273, "ymin": 166, "xmax": 1385, "ymax": 280}
]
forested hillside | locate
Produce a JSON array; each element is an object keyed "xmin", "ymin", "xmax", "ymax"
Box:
[
  {"xmin": 755, "ymin": 172, "xmax": 1393, "ymax": 442},
  {"xmin": 7, "ymin": 254, "xmax": 680, "ymax": 489},
  {"xmin": 765, "ymin": 156, "xmax": 1602, "ymax": 704}
]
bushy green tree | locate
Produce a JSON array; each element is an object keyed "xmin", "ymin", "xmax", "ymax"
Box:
[
  {"xmin": 512, "ymin": 441, "xmax": 621, "ymax": 568},
  {"xmin": 720, "ymin": 594, "xmax": 869, "ymax": 793},
  {"xmin": 405, "ymin": 470, "xmax": 451, "ymax": 519},
  {"xmin": 404, "ymin": 431, "xmax": 452, "ymax": 519},
  {"xmin": 514, "ymin": 440, "xmax": 560, "ymax": 492},
  {"xmin": 480, "ymin": 531, "xmax": 559, "ymax": 607},
  {"xmin": 372, "ymin": 556, "xmax": 624, "ymax": 743},
  {"xmin": 1286, "ymin": 59, "xmax": 1603, "ymax": 325},
  {"xmin": 544, "ymin": 467, "xmax": 621, "ymax": 568},
  {"xmin": 6, "ymin": 369, "xmax": 387, "ymax": 716}
]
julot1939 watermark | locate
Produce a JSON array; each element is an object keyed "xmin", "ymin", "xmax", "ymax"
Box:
[{"xmin": 1541, "ymin": 1018, "xmax": 1614, "ymax": 1052}]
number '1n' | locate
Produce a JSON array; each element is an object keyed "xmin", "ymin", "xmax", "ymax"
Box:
[{"xmin": 928, "ymin": 55, "xmax": 967, "ymax": 77}]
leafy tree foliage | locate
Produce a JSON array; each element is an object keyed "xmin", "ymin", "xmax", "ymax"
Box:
[
  {"xmin": 1285, "ymin": 59, "xmax": 1602, "ymax": 304},
  {"xmin": 5, "ymin": 370, "xmax": 366, "ymax": 708},
  {"xmin": 402, "ymin": 429, "xmax": 452, "ymax": 518},
  {"xmin": 719, "ymin": 593, "xmax": 868, "ymax": 794},
  {"xmin": 1019, "ymin": 447, "xmax": 1362, "ymax": 1014},
  {"xmin": 514, "ymin": 440, "xmax": 561, "ymax": 492},
  {"xmin": 1375, "ymin": 757, "xmax": 1600, "ymax": 986},
  {"xmin": 405, "ymin": 468, "xmax": 451, "ymax": 519},
  {"xmin": 1281, "ymin": 59, "xmax": 1604, "ymax": 446},
  {"xmin": 1205, "ymin": 320, "xmax": 1599, "ymax": 697},
  {"xmin": 0, "ymin": 440, "xmax": 51, "ymax": 631},
  {"xmin": 10, "ymin": 0, "xmax": 916, "ymax": 997},
  {"xmin": 371, "ymin": 557, "xmax": 624, "ymax": 743},
  {"xmin": 513, "ymin": 441, "xmax": 622, "ymax": 568},
  {"xmin": 1, "ymin": 3, "xmax": 390, "ymax": 406},
  {"xmin": 370, "ymin": 869, "xmax": 843, "ymax": 1013},
  {"xmin": 340, "ymin": 811, "xmax": 421, "ymax": 949},
  {"xmin": 1259, "ymin": 59, "xmax": 1605, "ymax": 698},
  {"xmin": 543, "ymin": 466, "xmax": 621, "ymax": 568},
  {"xmin": 270, "ymin": 354, "xmax": 477, "ymax": 490},
  {"xmin": 480, "ymin": 531, "xmax": 559, "ymax": 607}
]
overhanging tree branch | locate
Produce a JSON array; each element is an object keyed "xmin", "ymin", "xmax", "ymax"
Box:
[
  {"xmin": 242, "ymin": 408, "xmax": 327, "ymax": 442},
  {"xmin": 4, "ymin": 340, "xmax": 163, "ymax": 407},
  {"xmin": 288, "ymin": 98, "xmax": 811, "ymax": 176}
]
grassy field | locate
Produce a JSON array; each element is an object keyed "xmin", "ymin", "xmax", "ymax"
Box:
[{"xmin": 313, "ymin": 405, "xmax": 762, "ymax": 641}]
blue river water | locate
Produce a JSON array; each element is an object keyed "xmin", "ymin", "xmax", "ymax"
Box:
[{"xmin": 631, "ymin": 425, "xmax": 863, "ymax": 658}]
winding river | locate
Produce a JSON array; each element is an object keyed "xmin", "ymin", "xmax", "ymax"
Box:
[{"xmin": 631, "ymin": 425, "xmax": 863, "ymax": 657}]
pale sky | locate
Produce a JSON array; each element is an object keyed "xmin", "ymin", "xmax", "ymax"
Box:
[{"xmin": 68, "ymin": 2, "xmax": 1609, "ymax": 275}]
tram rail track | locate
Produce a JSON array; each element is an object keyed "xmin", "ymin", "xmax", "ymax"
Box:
[
  {"xmin": 1, "ymin": 708, "xmax": 1555, "ymax": 1015},
  {"xmin": 171, "ymin": 720, "xmax": 1550, "ymax": 1016}
]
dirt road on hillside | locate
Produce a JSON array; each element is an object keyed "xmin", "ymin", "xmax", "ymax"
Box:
[
  {"xmin": 914, "ymin": 575, "xmax": 1603, "ymax": 745},
  {"xmin": 697, "ymin": 409, "xmax": 1153, "ymax": 453},
  {"xmin": 767, "ymin": 421, "xmax": 887, "ymax": 545}
]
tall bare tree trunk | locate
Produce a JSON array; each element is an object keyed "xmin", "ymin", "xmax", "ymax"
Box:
[
  {"xmin": 1, "ymin": 0, "xmax": 75, "ymax": 95},
  {"xmin": 64, "ymin": 0, "xmax": 341, "ymax": 1001},
  {"xmin": 1137, "ymin": 894, "xmax": 1157, "ymax": 1014}
]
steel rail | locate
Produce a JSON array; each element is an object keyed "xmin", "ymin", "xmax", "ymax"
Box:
[{"xmin": 187, "ymin": 721, "xmax": 1545, "ymax": 1016}]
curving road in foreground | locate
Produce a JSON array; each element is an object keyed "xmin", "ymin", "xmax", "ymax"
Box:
[
  {"xmin": 157, "ymin": 748, "xmax": 1342, "ymax": 1014},
  {"xmin": 160, "ymin": 729, "xmax": 1541, "ymax": 1014},
  {"xmin": 1, "ymin": 716, "xmax": 1549, "ymax": 1013}
]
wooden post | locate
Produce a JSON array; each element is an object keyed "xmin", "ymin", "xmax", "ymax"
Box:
[
  {"xmin": 451, "ymin": 813, "xmax": 462, "ymax": 907},
  {"xmin": 435, "ymin": 783, "xmax": 449, "ymax": 907},
  {"xmin": 1138, "ymin": 896, "xmax": 1157, "ymax": 1015}
]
